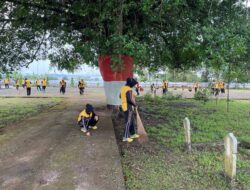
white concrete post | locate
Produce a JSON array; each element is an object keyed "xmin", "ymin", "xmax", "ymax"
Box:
[
  {"xmin": 183, "ymin": 117, "xmax": 191, "ymax": 152},
  {"xmin": 224, "ymin": 133, "xmax": 237, "ymax": 180}
]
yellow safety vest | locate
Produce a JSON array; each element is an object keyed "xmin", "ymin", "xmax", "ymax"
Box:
[{"xmin": 120, "ymin": 86, "xmax": 132, "ymax": 112}]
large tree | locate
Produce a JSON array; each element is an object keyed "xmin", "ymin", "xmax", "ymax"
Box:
[{"xmin": 0, "ymin": 0, "xmax": 249, "ymax": 77}]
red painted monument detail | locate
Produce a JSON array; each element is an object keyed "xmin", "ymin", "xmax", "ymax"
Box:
[{"xmin": 98, "ymin": 55, "xmax": 134, "ymax": 81}]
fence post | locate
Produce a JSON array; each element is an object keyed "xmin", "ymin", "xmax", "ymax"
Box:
[
  {"xmin": 183, "ymin": 117, "xmax": 191, "ymax": 152},
  {"xmin": 224, "ymin": 133, "xmax": 237, "ymax": 180}
]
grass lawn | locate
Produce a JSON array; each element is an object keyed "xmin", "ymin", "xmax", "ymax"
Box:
[
  {"xmin": 114, "ymin": 94, "xmax": 250, "ymax": 190},
  {"xmin": 0, "ymin": 97, "xmax": 62, "ymax": 129}
]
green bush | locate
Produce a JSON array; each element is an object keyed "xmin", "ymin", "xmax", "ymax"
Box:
[
  {"xmin": 144, "ymin": 93, "xmax": 154, "ymax": 102},
  {"xmin": 162, "ymin": 92, "xmax": 182, "ymax": 100},
  {"xmin": 194, "ymin": 88, "xmax": 210, "ymax": 102}
]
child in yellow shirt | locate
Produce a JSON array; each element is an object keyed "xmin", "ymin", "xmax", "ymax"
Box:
[{"xmin": 77, "ymin": 104, "xmax": 99, "ymax": 135}]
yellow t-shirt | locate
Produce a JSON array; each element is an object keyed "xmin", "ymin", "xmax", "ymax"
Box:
[
  {"xmin": 25, "ymin": 80, "xmax": 31, "ymax": 88},
  {"xmin": 162, "ymin": 82, "xmax": 168, "ymax": 89},
  {"xmin": 194, "ymin": 83, "xmax": 199, "ymax": 88},
  {"xmin": 4, "ymin": 79, "xmax": 9, "ymax": 84},
  {"xmin": 79, "ymin": 81, "xmax": 85, "ymax": 88},
  {"xmin": 215, "ymin": 82, "xmax": 220, "ymax": 89},
  {"xmin": 78, "ymin": 110, "xmax": 93, "ymax": 122},
  {"xmin": 42, "ymin": 80, "xmax": 47, "ymax": 86},
  {"xmin": 60, "ymin": 80, "xmax": 66, "ymax": 87}
]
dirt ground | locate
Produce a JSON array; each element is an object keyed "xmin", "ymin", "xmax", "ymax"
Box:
[{"xmin": 0, "ymin": 88, "xmax": 125, "ymax": 190}]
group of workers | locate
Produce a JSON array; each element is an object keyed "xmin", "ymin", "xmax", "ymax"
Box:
[
  {"xmin": 0, "ymin": 78, "xmax": 86, "ymax": 96},
  {"xmin": 211, "ymin": 81, "xmax": 225, "ymax": 96},
  {"xmin": 0, "ymin": 78, "xmax": 10, "ymax": 89},
  {"xmin": 150, "ymin": 80, "xmax": 169, "ymax": 95}
]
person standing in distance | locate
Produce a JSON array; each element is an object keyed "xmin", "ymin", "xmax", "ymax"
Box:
[
  {"xmin": 60, "ymin": 79, "xmax": 67, "ymax": 95},
  {"xmin": 42, "ymin": 78, "xmax": 47, "ymax": 92},
  {"xmin": 25, "ymin": 78, "xmax": 32, "ymax": 96}
]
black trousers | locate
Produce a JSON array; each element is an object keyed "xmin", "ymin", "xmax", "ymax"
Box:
[
  {"xmin": 221, "ymin": 88, "xmax": 225, "ymax": 93},
  {"xmin": 60, "ymin": 86, "xmax": 66, "ymax": 94},
  {"xmin": 42, "ymin": 86, "xmax": 46, "ymax": 92},
  {"xmin": 5, "ymin": 84, "xmax": 9, "ymax": 89},
  {"xmin": 37, "ymin": 85, "xmax": 41, "ymax": 91},
  {"xmin": 78, "ymin": 114, "xmax": 98, "ymax": 131},
  {"xmin": 163, "ymin": 88, "xmax": 167, "ymax": 94},
  {"xmin": 16, "ymin": 85, "xmax": 19, "ymax": 90},
  {"xmin": 123, "ymin": 110, "xmax": 136, "ymax": 138},
  {"xmin": 195, "ymin": 87, "xmax": 198, "ymax": 92},
  {"xmin": 79, "ymin": 87, "xmax": 84, "ymax": 95},
  {"xmin": 27, "ymin": 88, "xmax": 31, "ymax": 96},
  {"xmin": 215, "ymin": 88, "xmax": 219, "ymax": 96}
]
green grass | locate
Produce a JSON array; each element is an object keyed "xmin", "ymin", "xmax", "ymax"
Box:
[
  {"xmin": 119, "ymin": 95, "xmax": 250, "ymax": 190},
  {"xmin": 0, "ymin": 97, "xmax": 62, "ymax": 129}
]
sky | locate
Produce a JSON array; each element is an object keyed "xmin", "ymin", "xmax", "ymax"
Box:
[{"xmin": 21, "ymin": 60, "xmax": 100, "ymax": 75}]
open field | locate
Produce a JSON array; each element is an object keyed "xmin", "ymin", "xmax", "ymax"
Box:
[
  {"xmin": 113, "ymin": 94, "xmax": 250, "ymax": 190},
  {"xmin": 0, "ymin": 97, "xmax": 62, "ymax": 130}
]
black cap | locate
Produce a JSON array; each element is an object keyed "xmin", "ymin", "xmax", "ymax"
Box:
[
  {"xmin": 86, "ymin": 104, "xmax": 94, "ymax": 113},
  {"xmin": 126, "ymin": 77, "xmax": 137, "ymax": 87}
]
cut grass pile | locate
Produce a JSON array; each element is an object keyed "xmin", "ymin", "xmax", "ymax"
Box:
[
  {"xmin": 0, "ymin": 97, "xmax": 62, "ymax": 129},
  {"xmin": 114, "ymin": 93, "xmax": 250, "ymax": 190}
]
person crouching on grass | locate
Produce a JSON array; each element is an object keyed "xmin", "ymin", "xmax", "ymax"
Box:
[
  {"xmin": 77, "ymin": 104, "xmax": 99, "ymax": 136},
  {"xmin": 120, "ymin": 77, "xmax": 140, "ymax": 143}
]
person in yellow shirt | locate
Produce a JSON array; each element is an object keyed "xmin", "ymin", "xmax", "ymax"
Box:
[
  {"xmin": 215, "ymin": 81, "xmax": 220, "ymax": 96},
  {"xmin": 220, "ymin": 81, "xmax": 225, "ymax": 94},
  {"xmin": 15, "ymin": 79, "xmax": 20, "ymax": 90},
  {"xmin": 42, "ymin": 79, "xmax": 47, "ymax": 92},
  {"xmin": 25, "ymin": 78, "xmax": 32, "ymax": 96},
  {"xmin": 35, "ymin": 79, "xmax": 41, "ymax": 91},
  {"xmin": 78, "ymin": 79, "xmax": 85, "ymax": 95},
  {"xmin": 4, "ymin": 78, "xmax": 9, "ymax": 89},
  {"xmin": 193, "ymin": 82, "xmax": 199, "ymax": 93},
  {"xmin": 60, "ymin": 79, "xmax": 67, "ymax": 94},
  {"xmin": 77, "ymin": 104, "xmax": 99, "ymax": 135},
  {"xmin": 120, "ymin": 78, "xmax": 140, "ymax": 143},
  {"xmin": 162, "ymin": 80, "xmax": 168, "ymax": 94}
]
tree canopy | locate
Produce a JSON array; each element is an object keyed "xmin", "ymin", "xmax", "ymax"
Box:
[{"xmin": 0, "ymin": 0, "xmax": 250, "ymax": 81}]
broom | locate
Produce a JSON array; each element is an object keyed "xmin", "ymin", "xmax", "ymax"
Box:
[{"xmin": 135, "ymin": 107, "xmax": 148, "ymax": 143}]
